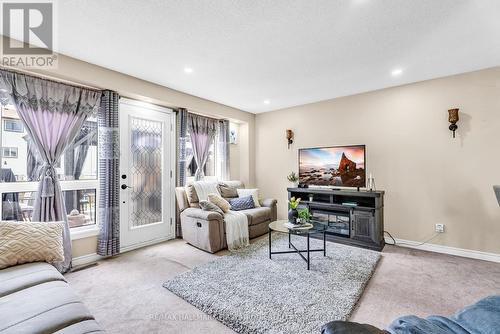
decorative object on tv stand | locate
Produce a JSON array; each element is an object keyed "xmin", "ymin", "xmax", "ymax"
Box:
[
  {"xmin": 288, "ymin": 197, "xmax": 301, "ymax": 224},
  {"xmin": 286, "ymin": 129, "xmax": 294, "ymax": 149},
  {"xmin": 367, "ymin": 173, "xmax": 376, "ymax": 191},
  {"xmin": 287, "ymin": 171, "xmax": 299, "ymax": 187},
  {"xmin": 448, "ymin": 108, "xmax": 459, "ymax": 138}
]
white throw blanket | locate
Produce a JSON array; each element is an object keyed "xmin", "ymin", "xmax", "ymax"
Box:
[
  {"xmin": 224, "ymin": 210, "xmax": 249, "ymax": 251},
  {"xmin": 192, "ymin": 181, "xmax": 219, "ymax": 201}
]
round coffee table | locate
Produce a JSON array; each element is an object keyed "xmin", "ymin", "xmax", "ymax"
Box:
[{"xmin": 268, "ymin": 220, "xmax": 328, "ymax": 270}]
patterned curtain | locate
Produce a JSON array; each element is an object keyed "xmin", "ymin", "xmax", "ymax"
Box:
[
  {"xmin": 175, "ymin": 108, "xmax": 188, "ymax": 238},
  {"xmin": 187, "ymin": 113, "xmax": 217, "ymax": 181},
  {"xmin": 218, "ymin": 120, "xmax": 230, "ymax": 181},
  {"xmin": 0, "ymin": 69, "xmax": 101, "ymax": 273},
  {"xmin": 97, "ymin": 91, "xmax": 120, "ymax": 256}
]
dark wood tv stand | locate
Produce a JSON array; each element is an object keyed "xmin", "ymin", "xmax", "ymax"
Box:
[{"xmin": 287, "ymin": 187, "xmax": 385, "ymax": 251}]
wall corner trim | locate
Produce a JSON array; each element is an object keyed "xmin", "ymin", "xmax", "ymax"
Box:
[{"xmin": 385, "ymin": 237, "xmax": 500, "ymax": 263}]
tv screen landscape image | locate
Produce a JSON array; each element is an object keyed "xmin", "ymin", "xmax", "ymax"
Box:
[{"xmin": 299, "ymin": 145, "xmax": 366, "ymax": 188}]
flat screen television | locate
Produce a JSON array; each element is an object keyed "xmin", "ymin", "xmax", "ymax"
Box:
[{"xmin": 299, "ymin": 145, "xmax": 366, "ymax": 188}]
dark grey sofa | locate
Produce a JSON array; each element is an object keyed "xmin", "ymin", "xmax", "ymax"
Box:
[{"xmin": 0, "ymin": 262, "xmax": 104, "ymax": 334}]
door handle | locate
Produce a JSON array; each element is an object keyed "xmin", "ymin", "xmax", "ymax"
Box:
[{"xmin": 121, "ymin": 184, "xmax": 132, "ymax": 190}]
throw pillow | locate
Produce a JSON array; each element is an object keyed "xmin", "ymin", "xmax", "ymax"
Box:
[
  {"xmin": 0, "ymin": 221, "xmax": 64, "ymax": 270},
  {"xmin": 218, "ymin": 183, "xmax": 239, "ymax": 198},
  {"xmin": 199, "ymin": 200, "xmax": 224, "ymax": 215},
  {"xmin": 208, "ymin": 193, "xmax": 231, "ymax": 213},
  {"xmin": 185, "ymin": 184, "xmax": 199, "ymax": 205},
  {"xmin": 237, "ymin": 188, "xmax": 261, "ymax": 207},
  {"xmin": 229, "ymin": 196, "xmax": 255, "ymax": 211}
]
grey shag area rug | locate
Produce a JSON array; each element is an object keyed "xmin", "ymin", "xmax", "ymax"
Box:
[{"xmin": 163, "ymin": 234, "xmax": 381, "ymax": 334}]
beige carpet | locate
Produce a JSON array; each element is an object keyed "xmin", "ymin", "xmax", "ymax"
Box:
[{"xmin": 66, "ymin": 237, "xmax": 500, "ymax": 334}]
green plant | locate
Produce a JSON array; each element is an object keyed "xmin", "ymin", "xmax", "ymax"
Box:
[
  {"xmin": 288, "ymin": 196, "xmax": 301, "ymax": 210},
  {"xmin": 287, "ymin": 171, "xmax": 299, "ymax": 183},
  {"xmin": 298, "ymin": 208, "xmax": 312, "ymax": 222}
]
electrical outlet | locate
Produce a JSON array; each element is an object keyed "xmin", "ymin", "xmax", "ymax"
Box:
[{"xmin": 435, "ymin": 223, "xmax": 445, "ymax": 233}]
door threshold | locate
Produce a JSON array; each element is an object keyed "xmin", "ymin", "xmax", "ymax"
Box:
[{"xmin": 120, "ymin": 236, "xmax": 174, "ymax": 253}]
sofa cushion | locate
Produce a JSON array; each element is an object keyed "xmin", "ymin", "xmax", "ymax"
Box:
[
  {"xmin": 229, "ymin": 196, "xmax": 255, "ymax": 211},
  {"xmin": 218, "ymin": 182, "xmax": 239, "ymax": 198},
  {"xmin": 0, "ymin": 280, "xmax": 95, "ymax": 334},
  {"xmin": 199, "ymin": 200, "xmax": 224, "ymax": 215},
  {"xmin": 0, "ymin": 262, "xmax": 65, "ymax": 298},
  {"xmin": 185, "ymin": 184, "xmax": 199, "ymax": 205},
  {"xmin": 243, "ymin": 207, "xmax": 271, "ymax": 226},
  {"xmin": 208, "ymin": 194, "xmax": 231, "ymax": 213},
  {"xmin": 0, "ymin": 221, "xmax": 64, "ymax": 269},
  {"xmin": 237, "ymin": 188, "xmax": 261, "ymax": 207},
  {"xmin": 54, "ymin": 320, "xmax": 105, "ymax": 334}
]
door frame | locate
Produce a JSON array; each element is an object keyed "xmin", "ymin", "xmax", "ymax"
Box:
[{"xmin": 119, "ymin": 98, "xmax": 176, "ymax": 253}]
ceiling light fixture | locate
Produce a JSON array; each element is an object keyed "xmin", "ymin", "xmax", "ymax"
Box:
[
  {"xmin": 391, "ymin": 68, "xmax": 403, "ymax": 77},
  {"xmin": 184, "ymin": 67, "xmax": 193, "ymax": 74},
  {"xmin": 264, "ymin": 100, "xmax": 270, "ymax": 105}
]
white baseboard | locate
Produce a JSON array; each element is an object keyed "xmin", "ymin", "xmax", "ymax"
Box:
[
  {"xmin": 71, "ymin": 237, "xmax": 173, "ymax": 267},
  {"xmin": 72, "ymin": 253, "xmax": 102, "ymax": 267},
  {"xmin": 120, "ymin": 236, "xmax": 173, "ymax": 253},
  {"xmin": 385, "ymin": 237, "xmax": 500, "ymax": 263}
]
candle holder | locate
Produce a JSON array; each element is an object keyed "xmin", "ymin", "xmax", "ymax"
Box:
[{"xmin": 448, "ymin": 108, "xmax": 459, "ymax": 138}]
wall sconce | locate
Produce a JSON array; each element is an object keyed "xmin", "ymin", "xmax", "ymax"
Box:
[
  {"xmin": 286, "ymin": 129, "xmax": 294, "ymax": 149},
  {"xmin": 448, "ymin": 108, "xmax": 459, "ymax": 138}
]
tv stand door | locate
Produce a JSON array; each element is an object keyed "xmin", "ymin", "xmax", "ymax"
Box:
[{"xmin": 351, "ymin": 209, "xmax": 377, "ymax": 244}]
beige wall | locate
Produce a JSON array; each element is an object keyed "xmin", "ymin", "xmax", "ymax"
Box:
[
  {"xmin": 229, "ymin": 122, "xmax": 241, "ymax": 180},
  {"xmin": 255, "ymin": 67, "xmax": 500, "ymax": 254},
  {"xmin": 2, "ymin": 38, "xmax": 256, "ymax": 259}
]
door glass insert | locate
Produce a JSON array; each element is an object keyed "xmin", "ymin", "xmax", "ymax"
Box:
[{"xmin": 130, "ymin": 117, "xmax": 163, "ymax": 227}]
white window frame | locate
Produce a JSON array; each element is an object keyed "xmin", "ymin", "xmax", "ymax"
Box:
[
  {"xmin": 185, "ymin": 128, "xmax": 219, "ymax": 183},
  {"xmin": 2, "ymin": 147, "xmax": 18, "ymax": 158},
  {"xmin": 0, "ymin": 179, "xmax": 99, "ymax": 240},
  {"xmin": 4, "ymin": 119, "xmax": 24, "ymax": 132}
]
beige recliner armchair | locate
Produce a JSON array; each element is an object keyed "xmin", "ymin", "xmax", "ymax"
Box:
[{"xmin": 175, "ymin": 181, "xmax": 277, "ymax": 253}]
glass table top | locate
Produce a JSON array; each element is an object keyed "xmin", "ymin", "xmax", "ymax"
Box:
[{"xmin": 268, "ymin": 220, "xmax": 331, "ymax": 235}]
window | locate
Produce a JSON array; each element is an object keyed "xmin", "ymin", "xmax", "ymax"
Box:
[
  {"xmin": 2, "ymin": 147, "xmax": 18, "ymax": 158},
  {"xmin": 0, "ymin": 103, "xmax": 98, "ymax": 229},
  {"xmin": 185, "ymin": 134, "xmax": 216, "ymax": 181},
  {"xmin": 4, "ymin": 119, "xmax": 23, "ymax": 132}
]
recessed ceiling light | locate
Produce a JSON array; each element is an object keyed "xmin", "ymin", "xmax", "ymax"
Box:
[
  {"xmin": 391, "ymin": 68, "xmax": 403, "ymax": 77},
  {"xmin": 184, "ymin": 67, "xmax": 193, "ymax": 74},
  {"xmin": 263, "ymin": 100, "xmax": 270, "ymax": 105}
]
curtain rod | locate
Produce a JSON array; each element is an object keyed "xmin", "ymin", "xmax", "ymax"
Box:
[{"xmin": 0, "ymin": 66, "xmax": 102, "ymax": 92}]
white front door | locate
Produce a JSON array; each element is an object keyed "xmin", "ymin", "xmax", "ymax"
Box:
[{"xmin": 119, "ymin": 98, "xmax": 175, "ymax": 251}]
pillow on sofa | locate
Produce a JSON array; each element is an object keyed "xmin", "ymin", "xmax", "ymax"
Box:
[
  {"xmin": 185, "ymin": 184, "xmax": 199, "ymax": 206},
  {"xmin": 208, "ymin": 193, "xmax": 231, "ymax": 213},
  {"xmin": 199, "ymin": 200, "xmax": 224, "ymax": 215},
  {"xmin": 0, "ymin": 221, "xmax": 64, "ymax": 269},
  {"xmin": 237, "ymin": 188, "xmax": 261, "ymax": 207},
  {"xmin": 229, "ymin": 196, "xmax": 255, "ymax": 211},
  {"xmin": 218, "ymin": 183, "xmax": 239, "ymax": 198}
]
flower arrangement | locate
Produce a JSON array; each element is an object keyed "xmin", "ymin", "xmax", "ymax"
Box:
[
  {"xmin": 287, "ymin": 172, "xmax": 299, "ymax": 183},
  {"xmin": 298, "ymin": 208, "xmax": 312, "ymax": 223},
  {"xmin": 288, "ymin": 196, "xmax": 301, "ymax": 209}
]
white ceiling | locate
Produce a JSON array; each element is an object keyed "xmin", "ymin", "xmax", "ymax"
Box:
[{"xmin": 13, "ymin": 1, "xmax": 500, "ymax": 112}]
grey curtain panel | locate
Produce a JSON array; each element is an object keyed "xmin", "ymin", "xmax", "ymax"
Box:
[
  {"xmin": 0, "ymin": 69, "xmax": 101, "ymax": 273},
  {"xmin": 175, "ymin": 108, "xmax": 188, "ymax": 238},
  {"xmin": 97, "ymin": 91, "xmax": 120, "ymax": 256},
  {"xmin": 177, "ymin": 108, "xmax": 188, "ymax": 187},
  {"xmin": 187, "ymin": 113, "xmax": 217, "ymax": 181},
  {"xmin": 217, "ymin": 120, "xmax": 230, "ymax": 181}
]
